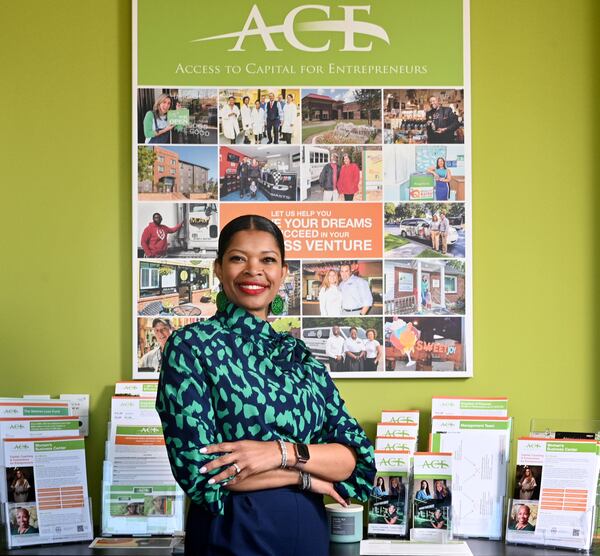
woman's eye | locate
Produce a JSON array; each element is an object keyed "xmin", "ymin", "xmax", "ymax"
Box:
[
  {"xmin": 229, "ymin": 256, "xmax": 245, "ymax": 262},
  {"xmin": 263, "ymin": 257, "xmax": 277, "ymax": 264}
]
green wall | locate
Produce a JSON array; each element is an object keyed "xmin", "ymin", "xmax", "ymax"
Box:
[{"xmin": 2, "ymin": 1, "xmax": 598, "ymax": 525}]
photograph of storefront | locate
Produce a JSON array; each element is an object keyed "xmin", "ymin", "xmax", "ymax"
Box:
[
  {"xmin": 138, "ymin": 146, "xmax": 217, "ymax": 201},
  {"xmin": 219, "ymin": 88, "xmax": 301, "ymax": 145},
  {"xmin": 219, "ymin": 145, "xmax": 300, "ymax": 202},
  {"xmin": 301, "ymin": 146, "xmax": 382, "ymax": 202},
  {"xmin": 302, "ymin": 260, "xmax": 383, "ymax": 316},
  {"xmin": 138, "ymin": 259, "xmax": 217, "ymax": 318},
  {"xmin": 384, "ymin": 260, "xmax": 465, "ymax": 315},
  {"xmin": 137, "ymin": 316, "xmax": 200, "ymax": 376},
  {"xmin": 301, "ymin": 317, "xmax": 384, "ymax": 374},
  {"xmin": 384, "ymin": 145, "xmax": 466, "ymax": 202},
  {"xmin": 384, "ymin": 316, "xmax": 465, "ymax": 373},
  {"xmin": 302, "ymin": 89, "xmax": 382, "ymax": 144},
  {"xmin": 383, "ymin": 89, "xmax": 464, "ymax": 144},
  {"xmin": 384, "ymin": 203, "xmax": 466, "ymax": 259},
  {"xmin": 137, "ymin": 202, "xmax": 218, "ymax": 258},
  {"xmin": 137, "ymin": 88, "xmax": 218, "ymax": 144}
]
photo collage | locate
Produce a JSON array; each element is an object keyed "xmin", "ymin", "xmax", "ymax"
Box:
[{"xmin": 134, "ymin": 87, "xmax": 470, "ymax": 378}]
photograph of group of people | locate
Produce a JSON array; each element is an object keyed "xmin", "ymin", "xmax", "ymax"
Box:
[
  {"xmin": 137, "ymin": 203, "xmax": 218, "ymax": 258},
  {"xmin": 412, "ymin": 478, "xmax": 452, "ymax": 530},
  {"xmin": 301, "ymin": 146, "xmax": 382, "ymax": 202},
  {"xmin": 301, "ymin": 317, "xmax": 383, "ymax": 373},
  {"xmin": 301, "ymin": 260, "xmax": 382, "ymax": 316},
  {"xmin": 384, "ymin": 203, "xmax": 466, "ymax": 259},
  {"xmin": 384, "ymin": 145, "xmax": 465, "ymax": 203},
  {"xmin": 137, "ymin": 88, "xmax": 218, "ymax": 144},
  {"xmin": 219, "ymin": 89, "xmax": 301, "ymax": 145},
  {"xmin": 302, "ymin": 88, "xmax": 382, "ymax": 144},
  {"xmin": 137, "ymin": 146, "xmax": 218, "ymax": 202},
  {"xmin": 384, "ymin": 89, "xmax": 464, "ymax": 145},
  {"xmin": 219, "ymin": 145, "xmax": 300, "ymax": 202}
]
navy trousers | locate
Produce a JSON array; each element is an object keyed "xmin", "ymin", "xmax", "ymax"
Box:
[{"xmin": 185, "ymin": 487, "xmax": 329, "ymax": 556}]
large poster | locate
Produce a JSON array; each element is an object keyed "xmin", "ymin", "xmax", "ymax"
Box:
[{"xmin": 133, "ymin": 0, "xmax": 472, "ymax": 378}]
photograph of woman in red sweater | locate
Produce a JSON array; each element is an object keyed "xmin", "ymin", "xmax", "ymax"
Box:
[{"xmin": 337, "ymin": 152, "xmax": 361, "ymax": 201}]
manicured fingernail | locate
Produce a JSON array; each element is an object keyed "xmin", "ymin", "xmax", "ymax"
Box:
[
  {"xmin": 200, "ymin": 447, "xmax": 208, "ymax": 454},
  {"xmin": 222, "ymin": 481, "xmax": 228, "ymax": 486},
  {"xmin": 200, "ymin": 467, "xmax": 207, "ymax": 473},
  {"xmin": 208, "ymin": 479, "xmax": 215, "ymax": 485}
]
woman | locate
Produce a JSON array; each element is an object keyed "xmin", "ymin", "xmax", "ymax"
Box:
[
  {"xmin": 384, "ymin": 504, "xmax": 398, "ymax": 525},
  {"xmin": 221, "ymin": 96, "xmax": 240, "ymax": 144},
  {"xmin": 430, "ymin": 214, "xmax": 440, "ymax": 252},
  {"xmin": 372, "ymin": 476, "xmax": 386, "ymax": 497},
  {"xmin": 337, "ymin": 153, "xmax": 360, "ymax": 201},
  {"xmin": 248, "ymin": 158, "xmax": 261, "ymax": 199},
  {"xmin": 363, "ymin": 329, "xmax": 381, "ymax": 372},
  {"xmin": 156, "ymin": 215, "xmax": 375, "ymax": 556},
  {"xmin": 281, "ymin": 94, "xmax": 296, "ymax": 144},
  {"xmin": 518, "ymin": 467, "xmax": 537, "ymax": 500},
  {"xmin": 143, "ymin": 94, "xmax": 179, "ymax": 144},
  {"xmin": 420, "ymin": 276, "xmax": 429, "ymax": 309},
  {"xmin": 509, "ymin": 504, "xmax": 535, "ymax": 531},
  {"xmin": 10, "ymin": 469, "xmax": 31, "ymax": 503},
  {"xmin": 318, "ymin": 269, "xmax": 342, "ymax": 316},
  {"xmin": 251, "ymin": 100, "xmax": 265, "ymax": 144},
  {"xmin": 389, "ymin": 476, "xmax": 403, "ymax": 498},
  {"xmin": 430, "ymin": 509, "xmax": 446, "ymax": 529},
  {"xmin": 415, "ymin": 480, "xmax": 431, "ymax": 501},
  {"xmin": 427, "ymin": 157, "xmax": 452, "ymax": 201},
  {"xmin": 240, "ymin": 96, "xmax": 253, "ymax": 144},
  {"xmin": 343, "ymin": 327, "xmax": 366, "ymax": 372},
  {"xmin": 434, "ymin": 480, "xmax": 451, "ymax": 506}
]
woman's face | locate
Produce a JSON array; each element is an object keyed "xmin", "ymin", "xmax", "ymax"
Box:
[
  {"xmin": 437, "ymin": 158, "xmax": 444, "ymax": 168},
  {"xmin": 377, "ymin": 477, "xmax": 384, "ymax": 487},
  {"xmin": 421, "ymin": 480, "xmax": 427, "ymax": 489},
  {"xmin": 367, "ymin": 330, "xmax": 375, "ymax": 340},
  {"xmin": 436, "ymin": 481, "xmax": 443, "ymax": 492},
  {"xmin": 517, "ymin": 505, "xmax": 530, "ymax": 525},
  {"xmin": 215, "ymin": 230, "xmax": 287, "ymax": 320},
  {"xmin": 159, "ymin": 97, "xmax": 171, "ymax": 114},
  {"xmin": 388, "ymin": 505, "xmax": 396, "ymax": 514},
  {"xmin": 343, "ymin": 154, "xmax": 350, "ymax": 165},
  {"xmin": 524, "ymin": 468, "xmax": 531, "ymax": 478},
  {"xmin": 327, "ymin": 270, "xmax": 338, "ymax": 286},
  {"xmin": 16, "ymin": 510, "xmax": 29, "ymax": 528},
  {"xmin": 15, "ymin": 470, "xmax": 22, "ymax": 479},
  {"xmin": 350, "ymin": 328, "xmax": 357, "ymax": 339},
  {"xmin": 255, "ymin": 101, "xmax": 260, "ymax": 109}
]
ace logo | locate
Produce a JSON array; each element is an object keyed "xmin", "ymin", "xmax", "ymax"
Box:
[
  {"xmin": 195, "ymin": 4, "xmax": 390, "ymax": 52},
  {"xmin": 422, "ymin": 459, "xmax": 449, "ymax": 470}
]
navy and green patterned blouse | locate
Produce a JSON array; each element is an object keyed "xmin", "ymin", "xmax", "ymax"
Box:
[{"xmin": 156, "ymin": 301, "xmax": 376, "ymax": 516}]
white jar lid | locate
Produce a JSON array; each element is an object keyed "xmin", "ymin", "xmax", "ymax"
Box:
[{"xmin": 325, "ymin": 503, "xmax": 364, "ymax": 514}]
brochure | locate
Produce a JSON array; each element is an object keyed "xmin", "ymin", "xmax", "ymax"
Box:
[
  {"xmin": 375, "ymin": 437, "xmax": 417, "ymax": 454},
  {"xmin": 115, "ymin": 381, "xmax": 159, "ymax": 397},
  {"xmin": 111, "ymin": 396, "xmax": 161, "ymax": 425},
  {"xmin": 411, "ymin": 452, "xmax": 453, "ymax": 542},
  {"xmin": 430, "ymin": 419, "xmax": 511, "ymax": 539},
  {"xmin": 59, "ymin": 395, "xmax": 90, "ymax": 436},
  {"xmin": 368, "ymin": 451, "xmax": 410, "ymax": 538},
  {"xmin": 90, "ymin": 536, "xmax": 176, "ymax": 549},
  {"xmin": 380, "ymin": 411, "xmax": 420, "ymax": 427},
  {"xmin": 431, "ymin": 397, "xmax": 508, "ymax": 418},
  {"xmin": 377, "ymin": 423, "xmax": 419, "ymax": 439},
  {"xmin": 3, "ymin": 436, "xmax": 92, "ymax": 548},
  {"xmin": 505, "ymin": 438, "xmax": 599, "ymax": 550},
  {"xmin": 0, "ymin": 399, "xmax": 70, "ymax": 418}
]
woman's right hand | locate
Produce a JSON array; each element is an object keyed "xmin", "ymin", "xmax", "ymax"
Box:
[{"xmin": 309, "ymin": 476, "xmax": 348, "ymax": 507}]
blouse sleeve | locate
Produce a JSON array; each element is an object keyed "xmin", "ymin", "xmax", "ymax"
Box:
[
  {"xmin": 155, "ymin": 329, "xmax": 228, "ymax": 515},
  {"xmin": 313, "ymin": 363, "xmax": 376, "ymax": 501}
]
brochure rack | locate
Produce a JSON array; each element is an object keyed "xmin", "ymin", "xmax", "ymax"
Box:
[{"xmin": 529, "ymin": 418, "xmax": 600, "ymax": 441}]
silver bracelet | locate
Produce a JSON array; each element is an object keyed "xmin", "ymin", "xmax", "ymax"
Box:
[
  {"xmin": 276, "ymin": 438, "xmax": 287, "ymax": 469},
  {"xmin": 300, "ymin": 471, "xmax": 311, "ymax": 491}
]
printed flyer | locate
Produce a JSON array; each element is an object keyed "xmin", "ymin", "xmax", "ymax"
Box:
[
  {"xmin": 506, "ymin": 438, "xmax": 599, "ymax": 550},
  {"xmin": 3, "ymin": 436, "xmax": 92, "ymax": 548},
  {"xmin": 411, "ymin": 452, "xmax": 453, "ymax": 542},
  {"xmin": 368, "ymin": 451, "xmax": 410, "ymax": 538},
  {"xmin": 133, "ymin": 0, "xmax": 472, "ymax": 379},
  {"xmin": 431, "ymin": 397, "xmax": 509, "ymax": 417}
]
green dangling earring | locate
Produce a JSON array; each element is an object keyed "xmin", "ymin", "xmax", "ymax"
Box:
[
  {"xmin": 216, "ymin": 290, "xmax": 229, "ymax": 312},
  {"xmin": 270, "ymin": 294, "xmax": 285, "ymax": 316}
]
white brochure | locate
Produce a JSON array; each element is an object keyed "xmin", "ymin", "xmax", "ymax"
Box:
[
  {"xmin": 0, "ymin": 399, "xmax": 70, "ymax": 418},
  {"xmin": 431, "ymin": 397, "xmax": 508, "ymax": 417},
  {"xmin": 3, "ymin": 436, "xmax": 93, "ymax": 548},
  {"xmin": 380, "ymin": 411, "xmax": 420, "ymax": 427},
  {"xmin": 115, "ymin": 381, "xmax": 159, "ymax": 397},
  {"xmin": 506, "ymin": 438, "xmax": 599, "ymax": 550},
  {"xmin": 377, "ymin": 423, "xmax": 419, "ymax": 439},
  {"xmin": 375, "ymin": 437, "xmax": 417, "ymax": 454},
  {"xmin": 59, "ymin": 395, "xmax": 90, "ymax": 436},
  {"xmin": 430, "ymin": 418, "xmax": 511, "ymax": 540},
  {"xmin": 111, "ymin": 396, "xmax": 161, "ymax": 425}
]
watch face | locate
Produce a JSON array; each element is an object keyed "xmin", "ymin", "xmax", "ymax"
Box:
[{"xmin": 296, "ymin": 443, "xmax": 310, "ymax": 461}]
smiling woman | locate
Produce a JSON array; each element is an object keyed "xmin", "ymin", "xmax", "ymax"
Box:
[{"xmin": 156, "ymin": 214, "xmax": 376, "ymax": 555}]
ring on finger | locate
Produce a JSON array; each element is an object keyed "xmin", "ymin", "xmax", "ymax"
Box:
[{"xmin": 232, "ymin": 463, "xmax": 241, "ymax": 475}]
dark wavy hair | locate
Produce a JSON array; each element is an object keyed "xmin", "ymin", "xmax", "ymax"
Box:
[{"xmin": 216, "ymin": 215, "xmax": 286, "ymax": 263}]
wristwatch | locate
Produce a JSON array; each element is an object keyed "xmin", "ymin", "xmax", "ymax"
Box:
[{"xmin": 293, "ymin": 443, "xmax": 310, "ymax": 466}]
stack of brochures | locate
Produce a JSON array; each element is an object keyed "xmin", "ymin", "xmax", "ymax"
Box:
[
  {"xmin": 376, "ymin": 410, "xmax": 420, "ymax": 454},
  {"xmin": 428, "ymin": 396, "xmax": 511, "ymax": 540},
  {"xmin": 0, "ymin": 397, "xmax": 93, "ymax": 549},
  {"xmin": 100, "ymin": 381, "xmax": 185, "ymax": 537}
]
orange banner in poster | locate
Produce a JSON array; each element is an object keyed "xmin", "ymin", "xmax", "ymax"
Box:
[{"xmin": 220, "ymin": 203, "xmax": 383, "ymax": 259}]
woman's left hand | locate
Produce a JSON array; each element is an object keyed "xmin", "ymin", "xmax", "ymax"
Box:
[{"xmin": 199, "ymin": 440, "xmax": 281, "ymax": 485}]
